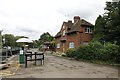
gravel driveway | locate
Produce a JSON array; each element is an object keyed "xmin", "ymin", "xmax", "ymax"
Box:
[{"xmin": 3, "ymin": 50, "xmax": 118, "ymax": 78}]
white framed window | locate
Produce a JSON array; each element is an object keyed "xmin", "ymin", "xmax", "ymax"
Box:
[
  {"xmin": 63, "ymin": 26, "xmax": 65, "ymax": 29},
  {"xmin": 85, "ymin": 27, "xmax": 93, "ymax": 33},
  {"xmin": 69, "ymin": 42, "xmax": 75, "ymax": 48},
  {"xmin": 63, "ymin": 30, "xmax": 65, "ymax": 36},
  {"xmin": 57, "ymin": 43, "xmax": 60, "ymax": 48}
]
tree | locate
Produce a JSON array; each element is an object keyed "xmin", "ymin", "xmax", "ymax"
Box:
[
  {"xmin": 94, "ymin": 15, "xmax": 106, "ymax": 41},
  {"xmin": 3, "ymin": 34, "xmax": 16, "ymax": 47},
  {"xmin": 94, "ymin": 1, "xmax": 120, "ymax": 45},
  {"xmin": 2, "ymin": 34, "xmax": 29, "ymax": 47},
  {"xmin": 104, "ymin": 1, "xmax": 120, "ymax": 44},
  {"xmin": 39, "ymin": 32, "xmax": 54, "ymax": 42}
]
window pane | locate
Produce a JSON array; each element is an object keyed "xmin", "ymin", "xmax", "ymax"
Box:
[
  {"xmin": 85, "ymin": 28, "xmax": 87, "ymax": 33},
  {"xmin": 63, "ymin": 30, "xmax": 65, "ymax": 36},
  {"xmin": 57, "ymin": 43, "xmax": 60, "ymax": 48},
  {"xmin": 69, "ymin": 42, "xmax": 74, "ymax": 48}
]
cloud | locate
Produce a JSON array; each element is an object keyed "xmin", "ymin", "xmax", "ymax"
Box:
[{"xmin": 0, "ymin": 0, "xmax": 111, "ymax": 40}]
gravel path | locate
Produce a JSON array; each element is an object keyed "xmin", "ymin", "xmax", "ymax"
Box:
[{"xmin": 2, "ymin": 50, "xmax": 118, "ymax": 78}]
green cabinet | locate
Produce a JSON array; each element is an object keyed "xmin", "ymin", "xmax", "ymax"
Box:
[
  {"xmin": 19, "ymin": 50, "xmax": 24, "ymax": 64},
  {"xmin": 19, "ymin": 54, "xmax": 24, "ymax": 64}
]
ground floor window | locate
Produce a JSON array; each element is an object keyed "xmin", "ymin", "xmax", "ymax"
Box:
[
  {"xmin": 57, "ymin": 43, "xmax": 60, "ymax": 48},
  {"xmin": 69, "ymin": 42, "xmax": 75, "ymax": 48},
  {"xmin": 82, "ymin": 42, "xmax": 89, "ymax": 45}
]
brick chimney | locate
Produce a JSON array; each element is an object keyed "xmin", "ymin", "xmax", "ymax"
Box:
[
  {"xmin": 74, "ymin": 16, "xmax": 80, "ymax": 23},
  {"xmin": 68, "ymin": 20, "xmax": 72, "ymax": 23}
]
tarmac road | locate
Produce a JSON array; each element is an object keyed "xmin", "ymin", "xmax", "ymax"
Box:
[{"xmin": 2, "ymin": 49, "xmax": 118, "ymax": 78}]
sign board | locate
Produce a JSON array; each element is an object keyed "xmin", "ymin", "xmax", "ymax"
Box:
[{"xmin": 20, "ymin": 50, "xmax": 24, "ymax": 54}]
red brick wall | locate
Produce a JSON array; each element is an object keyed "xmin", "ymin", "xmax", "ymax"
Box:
[
  {"xmin": 81, "ymin": 26, "xmax": 93, "ymax": 42},
  {"xmin": 55, "ymin": 26, "xmax": 93, "ymax": 52},
  {"xmin": 55, "ymin": 37, "xmax": 62, "ymax": 52},
  {"xmin": 66, "ymin": 32, "xmax": 80, "ymax": 50}
]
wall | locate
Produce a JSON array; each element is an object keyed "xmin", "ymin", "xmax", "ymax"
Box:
[
  {"xmin": 55, "ymin": 26, "xmax": 93, "ymax": 52},
  {"xmin": 66, "ymin": 32, "xmax": 80, "ymax": 50}
]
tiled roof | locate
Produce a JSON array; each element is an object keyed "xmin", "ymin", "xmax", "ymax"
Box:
[
  {"xmin": 54, "ymin": 31, "xmax": 61, "ymax": 38},
  {"xmin": 54, "ymin": 19, "xmax": 94, "ymax": 38},
  {"xmin": 81, "ymin": 19, "xmax": 94, "ymax": 26}
]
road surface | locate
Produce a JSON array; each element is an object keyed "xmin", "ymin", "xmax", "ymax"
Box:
[{"xmin": 2, "ymin": 50, "xmax": 118, "ymax": 78}]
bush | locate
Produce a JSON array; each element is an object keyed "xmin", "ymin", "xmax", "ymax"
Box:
[
  {"xmin": 66, "ymin": 48, "xmax": 77, "ymax": 58},
  {"xmin": 76, "ymin": 41, "xmax": 103, "ymax": 60},
  {"xmin": 103, "ymin": 43, "xmax": 120, "ymax": 63},
  {"xmin": 65, "ymin": 41, "xmax": 120, "ymax": 64}
]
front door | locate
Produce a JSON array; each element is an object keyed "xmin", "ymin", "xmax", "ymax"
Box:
[{"xmin": 62, "ymin": 42, "xmax": 65, "ymax": 52}]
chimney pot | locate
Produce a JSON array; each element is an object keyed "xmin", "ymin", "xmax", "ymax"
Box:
[
  {"xmin": 74, "ymin": 16, "xmax": 80, "ymax": 23},
  {"xmin": 68, "ymin": 20, "xmax": 72, "ymax": 23}
]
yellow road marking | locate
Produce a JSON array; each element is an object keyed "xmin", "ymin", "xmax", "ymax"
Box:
[{"xmin": 0, "ymin": 63, "xmax": 20, "ymax": 77}]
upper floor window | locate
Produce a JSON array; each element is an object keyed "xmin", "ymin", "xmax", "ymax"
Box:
[
  {"xmin": 57, "ymin": 43, "xmax": 60, "ymax": 48},
  {"xmin": 85, "ymin": 27, "xmax": 93, "ymax": 33},
  {"xmin": 63, "ymin": 26, "xmax": 65, "ymax": 29},
  {"xmin": 69, "ymin": 42, "xmax": 75, "ymax": 48},
  {"xmin": 62, "ymin": 30, "xmax": 65, "ymax": 36}
]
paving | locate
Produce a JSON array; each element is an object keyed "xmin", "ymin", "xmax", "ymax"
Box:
[{"xmin": 1, "ymin": 49, "xmax": 118, "ymax": 78}]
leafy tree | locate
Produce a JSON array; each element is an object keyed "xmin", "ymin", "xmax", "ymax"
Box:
[
  {"xmin": 2, "ymin": 34, "xmax": 29, "ymax": 47},
  {"xmin": 94, "ymin": 15, "xmax": 106, "ymax": 41},
  {"xmin": 3, "ymin": 34, "xmax": 16, "ymax": 47},
  {"xmin": 39, "ymin": 32, "xmax": 54, "ymax": 42},
  {"xmin": 104, "ymin": 1, "xmax": 120, "ymax": 44},
  {"xmin": 94, "ymin": 1, "xmax": 120, "ymax": 45}
]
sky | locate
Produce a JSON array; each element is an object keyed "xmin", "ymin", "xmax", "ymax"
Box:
[{"xmin": 0, "ymin": 0, "xmax": 112, "ymax": 40}]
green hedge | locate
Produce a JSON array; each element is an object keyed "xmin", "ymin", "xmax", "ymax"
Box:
[
  {"xmin": 66, "ymin": 48, "xmax": 77, "ymax": 58},
  {"xmin": 65, "ymin": 41, "xmax": 120, "ymax": 64}
]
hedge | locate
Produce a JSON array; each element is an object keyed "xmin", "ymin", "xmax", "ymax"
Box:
[{"xmin": 65, "ymin": 41, "xmax": 120, "ymax": 64}]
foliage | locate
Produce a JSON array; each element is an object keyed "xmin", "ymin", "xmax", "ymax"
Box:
[
  {"xmin": 94, "ymin": 15, "xmax": 106, "ymax": 41},
  {"xmin": 50, "ymin": 40, "xmax": 56, "ymax": 51},
  {"xmin": 2, "ymin": 34, "xmax": 29, "ymax": 47},
  {"xmin": 104, "ymin": 2, "xmax": 120, "ymax": 44},
  {"xmin": 38, "ymin": 32, "xmax": 54, "ymax": 48},
  {"xmin": 66, "ymin": 41, "xmax": 120, "ymax": 64},
  {"xmin": 94, "ymin": 1, "xmax": 120, "ymax": 45},
  {"xmin": 39, "ymin": 32, "xmax": 54, "ymax": 42},
  {"xmin": 65, "ymin": 48, "xmax": 77, "ymax": 58},
  {"xmin": 3, "ymin": 34, "xmax": 16, "ymax": 47}
]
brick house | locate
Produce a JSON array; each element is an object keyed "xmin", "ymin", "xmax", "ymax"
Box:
[{"xmin": 54, "ymin": 16, "xmax": 94, "ymax": 52}]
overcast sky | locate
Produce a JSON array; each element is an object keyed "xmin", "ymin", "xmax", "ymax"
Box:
[{"xmin": 0, "ymin": 0, "xmax": 112, "ymax": 40}]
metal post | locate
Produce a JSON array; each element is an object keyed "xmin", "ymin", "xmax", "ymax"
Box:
[
  {"xmin": 25, "ymin": 54, "xmax": 27, "ymax": 68},
  {"xmin": 35, "ymin": 52, "xmax": 37, "ymax": 65}
]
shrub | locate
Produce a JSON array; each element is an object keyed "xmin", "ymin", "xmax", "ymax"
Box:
[
  {"xmin": 103, "ymin": 43, "xmax": 120, "ymax": 63},
  {"xmin": 65, "ymin": 41, "xmax": 120, "ymax": 64},
  {"xmin": 66, "ymin": 48, "xmax": 77, "ymax": 58},
  {"xmin": 76, "ymin": 41, "xmax": 103, "ymax": 60}
]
